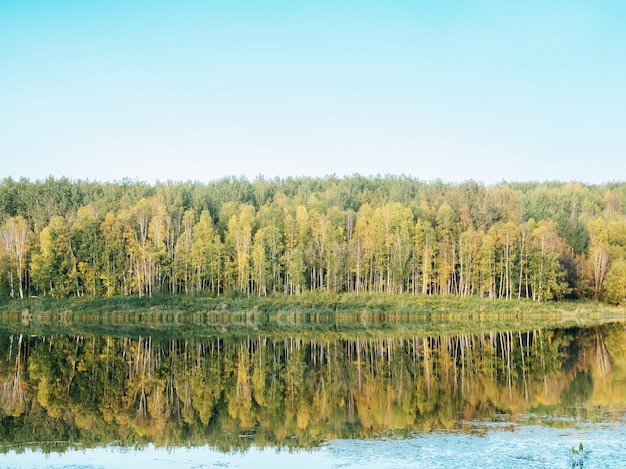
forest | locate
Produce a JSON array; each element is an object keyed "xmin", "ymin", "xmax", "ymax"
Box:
[{"xmin": 1, "ymin": 175, "xmax": 626, "ymax": 304}]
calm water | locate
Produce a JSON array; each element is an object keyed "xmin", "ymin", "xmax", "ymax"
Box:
[{"xmin": 1, "ymin": 315, "xmax": 625, "ymax": 468}]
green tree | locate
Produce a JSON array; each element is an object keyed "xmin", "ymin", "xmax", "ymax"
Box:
[
  {"xmin": 173, "ymin": 209, "xmax": 195, "ymax": 294},
  {"xmin": 100, "ymin": 212, "xmax": 127, "ymax": 296},
  {"xmin": 30, "ymin": 216, "xmax": 78, "ymax": 296},
  {"xmin": 71, "ymin": 205, "xmax": 102, "ymax": 296}
]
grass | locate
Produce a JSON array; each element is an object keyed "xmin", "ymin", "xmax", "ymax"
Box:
[
  {"xmin": 0, "ymin": 291, "xmax": 622, "ymax": 315},
  {"xmin": 0, "ymin": 292, "xmax": 624, "ymax": 339}
]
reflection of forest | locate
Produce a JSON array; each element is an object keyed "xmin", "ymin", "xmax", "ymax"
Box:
[{"xmin": 1, "ymin": 324, "xmax": 625, "ymax": 453}]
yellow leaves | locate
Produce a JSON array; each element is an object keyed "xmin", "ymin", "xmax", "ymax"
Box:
[
  {"xmin": 605, "ymin": 260, "xmax": 626, "ymax": 305},
  {"xmin": 4, "ymin": 324, "xmax": 626, "ymax": 450},
  {"xmin": 74, "ymin": 204, "xmax": 98, "ymax": 230},
  {"xmin": 72, "ymin": 404, "xmax": 97, "ymax": 431},
  {"xmin": 588, "ymin": 217, "xmax": 609, "ymax": 245},
  {"xmin": 436, "ymin": 201, "xmax": 456, "ymax": 232},
  {"xmin": 296, "ymin": 406, "xmax": 310, "ymax": 429},
  {"xmin": 37, "ymin": 224, "xmax": 53, "ymax": 254},
  {"xmin": 603, "ymin": 189, "xmax": 622, "ymax": 217}
]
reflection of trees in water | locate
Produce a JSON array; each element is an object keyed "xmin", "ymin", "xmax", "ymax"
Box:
[
  {"xmin": 0, "ymin": 324, "xmax": 625, "ymax": 452},
  {"xmin": 0, "ymin": 334, "xmax": 27, "ymax": 416},
  {"xmin": 593, "ymin": 327, "xmax": 613, "ymax": 376}
]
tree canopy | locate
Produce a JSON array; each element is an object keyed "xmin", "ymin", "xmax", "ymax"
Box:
[{"xmin": 1, "ymin": 176, "xmax": 626, "ymax": 303}]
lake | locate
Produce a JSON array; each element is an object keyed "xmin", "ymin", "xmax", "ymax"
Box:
[{"xmin": 0, "ymin": 312, "xmax": 625, "ymax": 468}]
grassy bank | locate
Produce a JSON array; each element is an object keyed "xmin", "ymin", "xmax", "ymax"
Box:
[
  {"xmin": 0, "ymin": 293, "xmax": 624, "ymax": 339},
  {"xmin": 0, "ymin": 291, "xmax": 623, "ymax": 315}
]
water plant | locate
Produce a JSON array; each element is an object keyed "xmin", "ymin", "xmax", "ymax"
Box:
[{"xmin": 569, "ymin": 442, "xmax": 590, "ymax": 468}]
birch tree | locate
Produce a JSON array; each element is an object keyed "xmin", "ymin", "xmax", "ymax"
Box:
[{"xmin": 1, "ymin": 216, "xmax": 29, "ymax": 298}]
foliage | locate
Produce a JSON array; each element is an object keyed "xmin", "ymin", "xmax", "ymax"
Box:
[
  {"xmin": 569, "ymin": 442, "xmax": 590, "ymax": 468},
  {"xmin": 0, "ymin": 322, "xmax": 624, "ymax": 454},
  {"xmin": 1, "ymin": 176, "xmax": 626, "ymax": 303}
]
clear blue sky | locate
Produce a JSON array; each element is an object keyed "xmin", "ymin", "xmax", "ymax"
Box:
[{"xmin": 1, "ymin": 0, "xmax": 625, "ymax": 184}]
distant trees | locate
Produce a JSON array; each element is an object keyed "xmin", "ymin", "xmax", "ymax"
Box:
[{"xmin": 1, "ymin": 176, "xmax": 626, "ymax": 303}]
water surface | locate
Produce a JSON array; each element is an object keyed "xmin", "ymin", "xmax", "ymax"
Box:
[{"xmin": 0, "ymin": 314, "xmax": 625, "ymax": 467}]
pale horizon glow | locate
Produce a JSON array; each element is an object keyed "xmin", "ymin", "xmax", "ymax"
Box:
[{"xmin": 1, "ymin": 1, "xmax": 625, "ymax": 185}]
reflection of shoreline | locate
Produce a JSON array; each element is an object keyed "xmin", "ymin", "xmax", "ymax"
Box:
[
  {"xmin": 0, "ymin": 323, "xmax": 624, "ymax": 454},
  {"xmin": 0, "ymin": 309, "xmax": 623, "ymax": 342}
]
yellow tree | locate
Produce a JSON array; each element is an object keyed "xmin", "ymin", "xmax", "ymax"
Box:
[
  {"xmin": 119, "ymin": 198, "xmax": 170, "ymax": 297},
  {"xmin": 251, "ymin": 227, "xmax": 269, "ymax": 296},
  {"xmin": 383, "ymin": 203, "xmax": 414, "ymax": 293},
  {"xmin": 119, "ymin": 202, "xmax": 148, "ymax": 297},
  {"xmin": 173, "ymin": 209, "xmax": 195, "ymax": 294},
  {"xmin": 434, "ymin": 201, "xmax": 458, "ymax": 295},
  {"xmin": 479, "ymin": 227, "xmax": 499, "ymax": 298},
  {"xmin": 528, "ymin": 221, "xmax": 566, "ymax": 301},
  {"xmin": 295, "ymin": 205, "xmax": 312, "ymax": 292},
  {"xmin": 516, "ymin": 220, "xmax": 533, "ymax": 299},
  {"xmin": 457, "ymin": 228, "xmax": 482, "ymax": 297},
  {"xmin": 323, "ymin": 206, "xmax": 347, "ymax": 293},
  {"xmin": 368, "ymin": 207, "xmax": 387, "ymax": 292},
  {"xmin": 191, "ymin": 210, "xmax": 223, "ymax": 294},
  {"xmin": 281, "ymin": 206, "xmax": 310, "ymax": 295},
  {"xmin": 353, "ymin": 204, "xmax": 375, "ymax": 294},
  {"xmin": 497, "ymin": 222, "xmax": 519, "ymax": 300},
  {"xmin": 147, "ymin": 200, "xmax": 171, "ymax": 294},
  {"xmin": 71, "ymin": 205, "xmax": 102, "ymax": 296},
  {"xmin": 30, "ymin": 216, "xmax": 78, "ymax": 296},
  {"xmin": 413, "ymin": 217, "xmax": 436, "ymax": 295},
  {"xmin": 100, "ymin": 212, "xmax": 126, "ymax": 296},
  {"xmin": 256, "ymin": 200, "xmax": 286, "ymax": 294},
  {"xmin": 308, "ymin": 210, "xmax": 328, "ymax": 291},
  {"xmin": 308, "ymin": 207, "xmax": 346, "ymax": 292},
  {"xmin": 587, "ymin": 218, "xmax": 611, "ymax": 300},
  {"xmin": 226, "ymin": 204, "xmax": 256, "ymax": 295},
  {"xmin": 605, "ymin": 260, "xmax": 626, "ymax": 305}
]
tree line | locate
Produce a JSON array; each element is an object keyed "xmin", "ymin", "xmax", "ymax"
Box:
[{"xmin": 1, "ymin": 176, "xmax": 626, "ymax": 303}]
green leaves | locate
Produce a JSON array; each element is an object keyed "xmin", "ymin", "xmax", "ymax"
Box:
[{"xmin": 0, "ymin": 177, "xmax": 625, "ymax": 303}]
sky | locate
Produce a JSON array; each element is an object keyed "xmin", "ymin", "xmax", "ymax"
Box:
[{"xmin": 1, "ymin": 0, "xmax": 625, "ymax": 185}]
